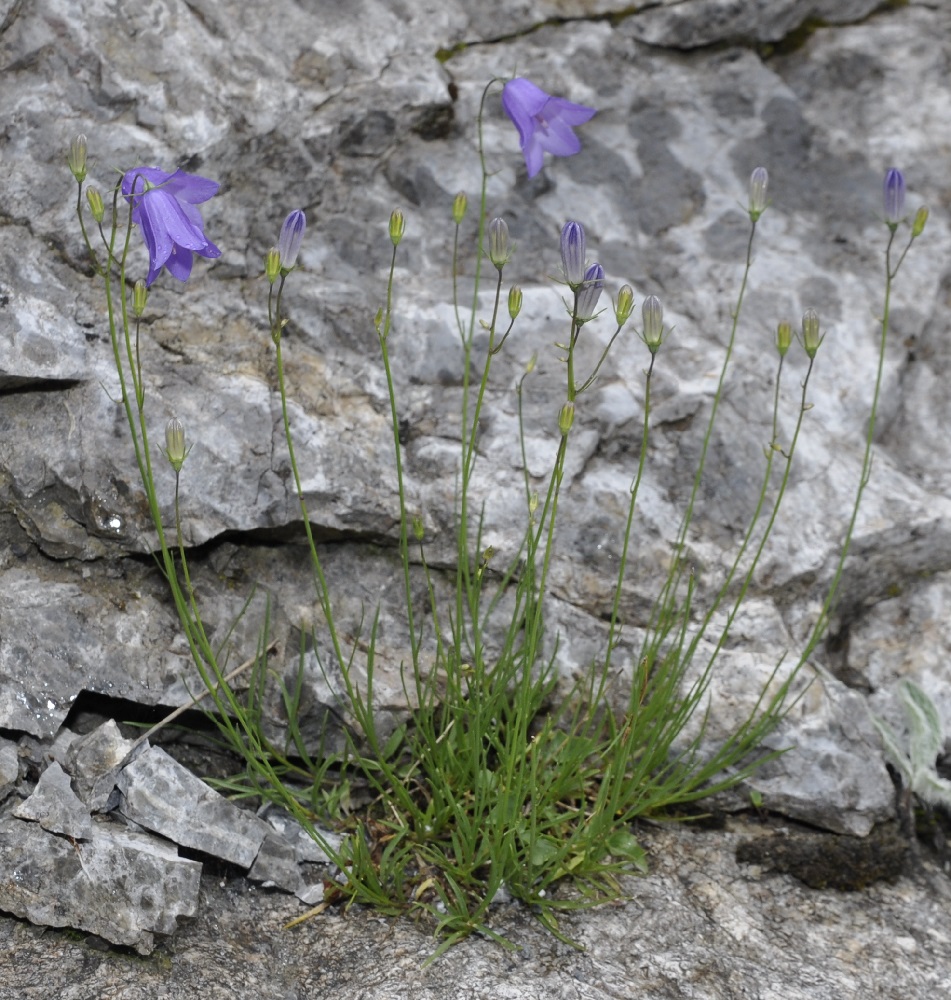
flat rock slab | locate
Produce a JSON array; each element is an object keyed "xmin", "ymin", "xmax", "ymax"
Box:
[
  {"xmin": 116, "ymin": 745, "xmax": 272, "ymax": 868},
  {"xmin": 0, "ymin": 812, "xmax": 201, "ymax": 955}
]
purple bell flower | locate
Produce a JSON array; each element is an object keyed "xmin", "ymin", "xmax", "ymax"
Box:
[
  {"xmin": 278, "ymin": 209, "xmax": 306, "ymax": 269},
  {"xmin": 575, "ymin": 262, "xmax": 605, "ymax": 322},
  {"xmin": 501, "ymin": 78, "xmax": 596, "ymax": 178},
  {"xmin": 121, "ymin": 166, "xmax": 221, "ymax": 286},
  {"xmin": 883, "ymin": 168, "xmax": 906, "ymax": 226},
  {"xmin": 560, "ymin": 220, "xmax": 586, "ymax": 288}
]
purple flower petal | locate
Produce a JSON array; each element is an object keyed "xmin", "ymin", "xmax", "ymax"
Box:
[
  {"xmin": 501, "ymin": 78, "xmax": 596, "ymax": 178},
  {"xmin": 164, "ymin": 246, "xmax": 195, "ymax": 283},
  {"xmin": 538, "ymin": 113, "xmax": 583, "ymax": 157}
]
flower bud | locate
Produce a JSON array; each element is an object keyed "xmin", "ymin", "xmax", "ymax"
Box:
[
  {"xmin": 278, "ymin": 209, "xmax": 306, "ymax": 270},
  {"xmin": 133, "ymin": 280, "xmax": 148, "ymax": 318},
  {"xmin": 488, "ymin": 217, "xmax": 511, "ymax": 269},
  {"xmin": 912, "ymin": 205, "xmax": 929, "ymax": 238},
  {"xmin": 615, "ymin": 284, "xmax": 635, "ymax": 327},
  {"xmin": 266, "ymin": 246, "xmax": 281, "ymax": 284},
  {"xmin": 558, "ymin": 401, "xmax": 575, "ymax": 437},
  {"xmin": 389, "ymin": 209, "xmax": 405, "ymax": 247},
  {"xmin": 560, "ymin": 220, "xmax": 586, "ymax": 288},
  {"xmin": 86, "ymin": 187, "xmax": 104, "ymax": 223},
  {"xmin": 641, "ymin": 294, "xmax": 664, "ymax": 351},
  {"xmin": 508, "ymin": 284, "xmax": 522, "ymax": 320},
  {"xmin": 776, "ymin": 320, "xmax": 792, "ymax": 357},
  {"xmin": 165, "ymin": 418, "xmax": 187, "ymax": 473},
  {"xmin": 748, "ymin": 166, "xmax": 768, "ymax": 221},
  {"xmin": 574, "ymin": 262, "xmax": 604, "ymax": 322},
  {"xmin": 801, "ymin": 309, "xmax": 821, "ymax": 358},
  {"xmin": 390, "ymin": 208, "xmax": 406, "ymax": 247},
  {"xmin": 412, "ymin": 515, "xmax": 425, "ymax": 541},
  {"xmin": 883, "ymin": 168, "xmax": 905, "ymax": 226},
  {"xmin": 452, "ymin": 191, "xmax": 468, "ymax": 225},
  {"xmin": 68, "ymin": 134, "xmax": 87, "ymax": 183}
]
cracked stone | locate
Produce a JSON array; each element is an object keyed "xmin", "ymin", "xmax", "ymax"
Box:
[
  {"xmin": 116, "ymin": 746, "xmax": 272, "ymax": 868},
  {"xmin": 0, "ymin": 738, "xmax": 19, "ymax": 803},
  {"xmin": 13, "ymin": 761, "xmax": 92, "ymax": 841},
  {"xmin": 0, "ymin": 809, "xmax": 201, "ymax": 955},
  {"xmin": 65, "ymin": 719, "xmax": 145, "ymax": 812}
]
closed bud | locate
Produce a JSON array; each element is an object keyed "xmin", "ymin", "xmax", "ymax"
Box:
[
  {"xmin": 912, "ymin": 205, "xmax": 929, "ymax": 238},
  {"xmin": 560, "ymin": 220, "xmax": 586, "ymax": 288},
  {"xmin": 615, "ymin": 284, "xmax": 635, "ymax": 326},
  {"xmin": 133, "ymin": 280, "xmax": 148, "ymax": 318},
  {"xmin": 389, "ymin": 209, "xmax": 405, "ymax": 247},
  {"xmin": 801, "ymin": 308, "xmax": 821, "ymax": 358},
  {"xmin": 165, "ymin": 418, "xmax": 187, "ymax": 473},
  {"xmin": 574, "ymin": 262, "xmax": 604, "ymax": 322},
  {"xmin": 452, "ymin": 191, "xmax": 468, "ymax": 225},
  {"xmin": 68, "ymin": 134, "xmax": 88, "ymax": 183},
  {"xmin": 508, "ymin": 284, "xmax": 522, "ymax": 320},
  {"xmin": 641, "ymin": 294, "xmax": 664, "ymax": 352},
  {"xmin": 412, "ymin": 515, "xmax": 425, "ymax": 541},
  {"xmin": 558, "ymin": 401, "xmax": 576, "ymax": 437},
  {"xmin": 529, "ymin": 492, "xmax": 539, "ymax": 516},
  {"xmin": 86, "ymin": 187, "xmax": 104, "ymax": 223},
  {"xmin": 776, "ymin": 321, "xmax": 792, "ymax": 357},
  {"xmin": 266, "ymin": 246, "xmax": 281, "ymax": 284},
  {"xmin": 883, "ymin": 168, "xmax": 905, "ymax": 227},
  {"xmin": 748, "ymin": 166, "xmax": 768, "ymax": 221},
  {"xmin": 488, "ymin": 217, "xmax": 511, "ymax": 269},
  {"xmin": 277, "ymin": 209, "xmax": 306, "ymax": 270}
]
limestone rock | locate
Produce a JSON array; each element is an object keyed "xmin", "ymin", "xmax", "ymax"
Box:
[
  {"xmin": 13, "ymin": 761, "xmax": 93, "ymax": 841},
  {"xmin": 0, "ymin": 810, "xmax": 201, "ymax": 954},
  {"xmin": 116, "ymin": 746, "xmax": 272, "ymax": 868}
]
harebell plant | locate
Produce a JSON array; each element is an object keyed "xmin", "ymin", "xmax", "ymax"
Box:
[{"xmin": 69, "ymin": 75, "xmax": 927, "ymax": 955}]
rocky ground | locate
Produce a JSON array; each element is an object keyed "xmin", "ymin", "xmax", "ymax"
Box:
[{"xmin": 2, "ymin": 812, "xmax": 950, "ymax": 1000}]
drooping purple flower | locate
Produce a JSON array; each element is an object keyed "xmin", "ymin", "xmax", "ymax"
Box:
[
  {"xmin": 501, "ymin": 78, "xmax": 596, "ymax": 178},
  {"xmin": 121, "ymin": 166, "xmax": 221, "ymax": 286},
  {"xmin": 883, "ymin": 168, "xmax": 906, "ymax": 226}
]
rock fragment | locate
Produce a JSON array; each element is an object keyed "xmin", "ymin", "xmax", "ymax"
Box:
[
  {"xmin": 0, "ymin": 810, "xmax": 201, "ymax": 954},
  {"xmin": 116, "ymin": 745, "xmax": 272, "ymax": 868},
  {"xmin": 13, "ymin": 760, "xmax": 92, "ymax": 840}
]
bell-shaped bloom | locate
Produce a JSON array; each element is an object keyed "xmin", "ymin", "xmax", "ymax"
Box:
[
  {"xmin": 121, "ymin": 166, "xmax": 221, "ymax": 286},
  {"xmin": 502, "ymin": 78, "xmax": 596, "ymax": 178}
]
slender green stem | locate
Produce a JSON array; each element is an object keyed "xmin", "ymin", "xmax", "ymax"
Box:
[
  {"xmin": 377, "ymin": 241, "xmax": 419, "ymax": 664},
  {"xmin": 799, "ymin": 226, "xmax": 914, "ymax": 661},
  {"xmin": 603, "ymin": 351, "xmax": 656, "ymax": 677},
  {"xmin": 272, "ymin": 326, "xmax": 347, "ymax": 673}
]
